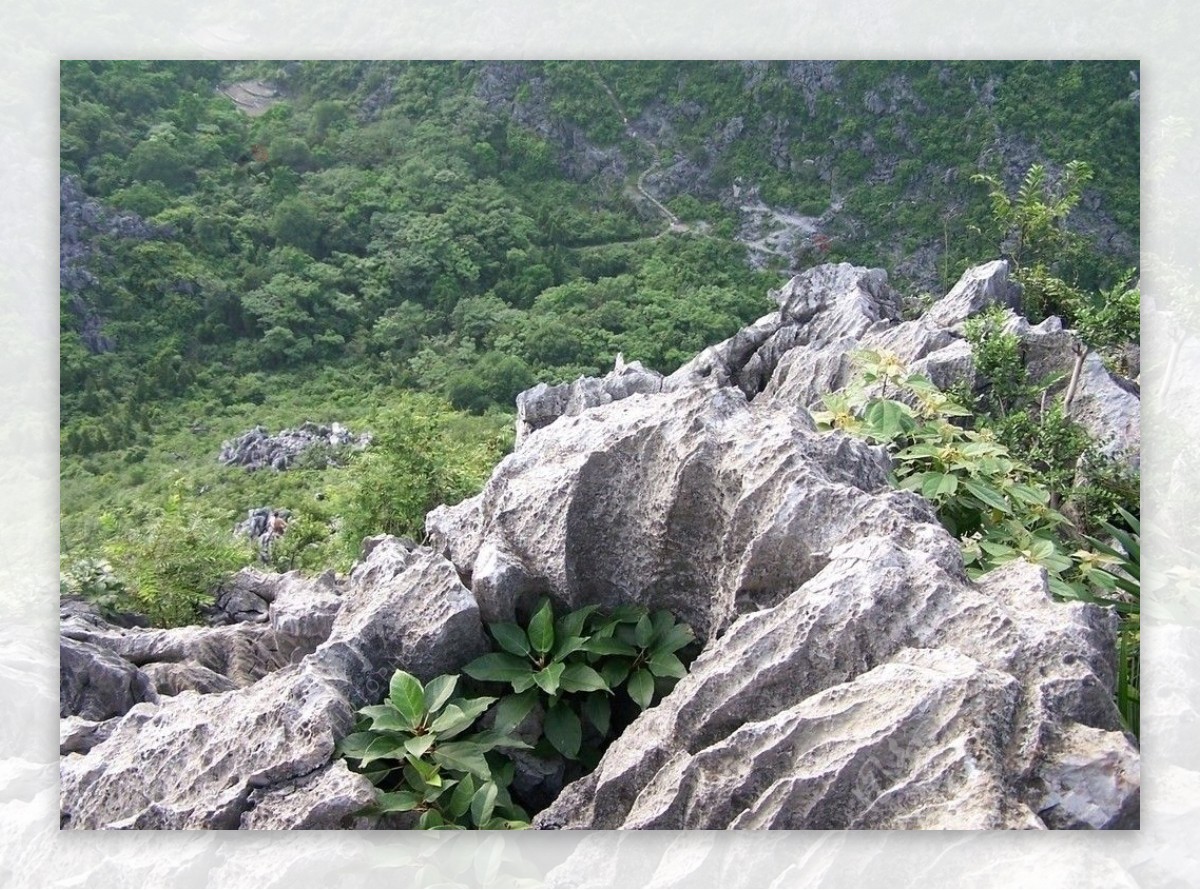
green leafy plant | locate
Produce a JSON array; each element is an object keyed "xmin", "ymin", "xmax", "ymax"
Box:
[
  {"xmin": 106, "ymin": 480, "xmax": 253, "ymax": 627},
  {"xmin": 340, "ymin": 600, "xmax": 697, "ymax": 829},
  {"xmin": 815, "ymin": 349, "xmax": 1140, "ymax": 734},
  {"xmin": 462, "ymin": 599, "xmax": 695, "ymax": 761},
  {"xmin": 59, "ymin": 557, "xmax": 136, "ymax": 617},
  {"xmin": 337, "ymin": 670, "xmax": 532, "ymax": 829},
  {"xmin": 1074, "ymin": 507, "xmax": 1139, "ymax": 736}
]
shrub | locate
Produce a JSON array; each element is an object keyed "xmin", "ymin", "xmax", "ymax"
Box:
[
  {"xmin": 339, "ymin": 600, "xmax": 697, "ymax": 828},
  {"xmin": 107, "ymin": 481, "xmax": 253, "ymax": 627}
]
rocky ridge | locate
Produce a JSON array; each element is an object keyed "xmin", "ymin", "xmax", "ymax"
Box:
[
  {"xmin": 60, "ymin": 261, "xmax": 1139, "ymax": 830},
  {"xmin": 218, "ymin": 422, "xmax": 371, "ymax": 471}
]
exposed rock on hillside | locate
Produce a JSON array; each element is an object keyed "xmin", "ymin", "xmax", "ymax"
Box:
[
  {"xmin": 218, "ymin": 422, "xmax": 370, "ymax": 471},
  {"xmin": 61, "ymin": 261, "xmax": 1139, "ymax": 830},
  {"xmin": 59, "ymin": 540, "xmax": 488, "ymax": 829}
]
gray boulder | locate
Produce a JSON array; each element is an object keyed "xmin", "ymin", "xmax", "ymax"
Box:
[
  {"xmin": 667, "ymin": 263, "xmax": 902, "ymax": 399},
  {"xmin": 516, "ymin": 360, "xmax": 664, "ymax": 446},
  {"xmin": 921, "ymin": 259, "xmax": 1019, "ymax": 330},
  {"xmin": 59, "ymin": 539, "xmax": 490, "ymax": 829},
  {"xmin": 218, "ymin": 422, "xmax": 370, "ymax": 471},
  {"xmin": 436, "ymin": 384, "xmax": 898, "ymax": 637},
  {"xmin": 59, "ymin": 637, "xmax": 158, "ymax": 721},
  {"xmin": 534, "ymin": 552, "xmax": 1136, "ymax": 830}
]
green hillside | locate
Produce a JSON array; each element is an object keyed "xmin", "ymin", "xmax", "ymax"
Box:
[{"xmin": 59, "ymin": 60, "xmax": 1140, "ymax": 624}]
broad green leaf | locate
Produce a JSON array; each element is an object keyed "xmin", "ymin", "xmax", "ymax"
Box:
[
  {"xmin": 463, "ymin": 652, "xmax": 535, "ymax": 683},
  {"xmin": 544, "ymin": 701, "xmax": 582, "ymax": 758},
  {"xmin": 600, "ymin": 658, "xmax": 631, "ymax": 689},
  {"xmin": 582, "ymin": 692, "xmax": 611, "ymax": 736},
  {"xmin": 512, "ymin": 673, "xmax": 537, "ymax": 694},
  {"xmin": 527, "ymin": 598, "xmax": 555, "ymax": 654},
  {"xmin": 406, "ymin": 754, "xmax": 442, "ymax": 786},
  {"xmin": 360, "ymin": 735, "xmax": 406, "ymax": 767},
  {"xmin": 552, "ymin": 635, "xmax": 588, "ymax": 661},
  {"xmin": 363, "ymin": 708, "xmax": 414, "ymax": 733},
  {"xmin": 559, "ymin": 663, "xmax": 611, "ymax": 694},
  {"xmin": 921, "ymin": 472, "xmax": 948, "ymax": 500},
  {"xmin": 388, "ymin": 670, "xmax": 426, "ymax": 728},
  {"xmin": 606, "ymin": 604, "xmax": 647, "ymax": 625},
  {"xmin": 656, "ymin": 622, "xmax": 694, "ymax": 654},
  {"xmin": 335, "ymin": 731, "xmax": 378, "ymax": 760},
  {"xmin": 469, "ymin": 729, "xmax": 532, "ymax": 751},
  {"xmin": 651, "ymin": 610, "xmax": 675, "ymax": 640},
  {"xmin": 647, "ymin": 651, "xmax": 687, "ymax": 679},
  {"xmin": 1008, "ymin": 482, "xmax": 1049, "ymax": 506},
  {"xmin": 375, "ymin": 790, "xmax": 421, "ymax": 813},
  {"xmin": 935, "ymin": 473, "xmax": 959, "ymax": 497},
  {"xmin": 432, "ymin": 741, "xmax": 491, "ymax": 779},
  {"xmin": 582, "ymin": 636, "xmax": 637, "ymax": 657},
  {"xmin": 628, "ymin": 668, "xmax": 655, "ymax": 709},
  {"xmin": 862, "ymin": 399, "xmax": 915, "ymax": 442},
  {"xmin": 555, "ymin": 605, "xmax": 598, "ymax": 641},
  {"xmin": 429, "ymin": 696, "xmax": 497, "ymax": 740},
  {"xmin": 633, "ymin": 614, "xmax": 654, "ymax": 649},
  {"xmin": 489, "ymin": 623, "xmax": 531, "ymax": 658},
  {"xmin": 422, "ymin": 674, "xmax": 458, "ymax": 715},
  {"xmin": 962, "ymin": 478, "xmax": 1011, "ymax": 513},
  {"xmin": 404, "ymin": 734, "xmax": 435, "ymax": 758},
  {"xmin": 418, "ymin": 809, "xmax": 444, "ymax": 830},
  {"xmin": 492, "ymin": 688, "xmax": 538, "ymax": 734},
  {"xmin": 471, "ymin": 781, "xmax": 498, "ymax": 827},
  {"xmin": 446, "ymin": 773, "xmax": 475, "ymax": 820},
  {"xmin": 532, "ymin": 661, "xmax": 565, "ymax": 696}
]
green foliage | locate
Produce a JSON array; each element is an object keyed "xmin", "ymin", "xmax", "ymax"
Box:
[
  {"xmin": 341, "ymin": 601, "xmax": 697, "ymax": 829},
  {"xmin": 463, "ymin": 599, "xmax": 695, "ymax": 762},
  {"xmin": 1076, "ymin": 507, "xmax": 1140, "ymax": 736},
  {"xmin": 1074, "ymin": 270, "xmax": 1140, "ymax": 372},
  {"xmin": 60, "ymin": 557, "xmax": 137, "ymax": 617},
  {"xmin": 338, "ymin": 394, "xmax": 507, "ymax": 545},
  {"xmin": 815, "ymin": 350, "xmax": 1139, "ymax": 734},
  {"xmin": 962, "ymin": 306, "xmax": 1030, "ymax": 416},
  {"xmin": 106, "ymin": 480, "xmax": 253, "ymax": 627},
  {"xmin": 337, "ymin": 670, "xmax": 532, "ymax": 829}
]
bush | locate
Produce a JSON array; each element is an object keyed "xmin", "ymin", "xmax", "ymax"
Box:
[
  {"xmin": 338, "ymin": 599, "xmax": 697, "ymax": 828},
  {"xmin": 338, "ymin": 394, "xmax": 505, "ymax": 545},
  {"xmin": 107, "ymin": 481, "xmax": 252, "ymax": 627}
]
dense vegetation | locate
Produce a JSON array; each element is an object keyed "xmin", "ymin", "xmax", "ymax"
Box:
[{"xmin": 60, "ymin": 59, "xmax": 1140, "ymax": 709}]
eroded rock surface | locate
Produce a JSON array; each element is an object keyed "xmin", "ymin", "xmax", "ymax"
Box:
[
  {"xmin": 218, "ymin": 422, "xmax": 370, "ymax": 471},
  {"xmin": 59, "ymin": 539, "xmax": 489, "ymax": 829},
  {"xmin": 61, "ymin": 260, "xmax": 1139, "ymax": 831}
]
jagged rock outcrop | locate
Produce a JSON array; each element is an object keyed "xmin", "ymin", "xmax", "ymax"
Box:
[
  {"xmin": 515, "ymin": 359, "xmax": 664, "ymax": 445},
  {"xmin": 218, "ymin": 422, "xmax": 370, "ymax": 471},
  {"xmin": 60, "ymin": 260, "xmax": 1139, "ymax": 831},
  {"xmin": 428, "ymin": 259, "xmax": 1138, "ymax": 830},
  {"xmin": 59, "ymin": 539, "xmax": 490, "ymax": 829}
]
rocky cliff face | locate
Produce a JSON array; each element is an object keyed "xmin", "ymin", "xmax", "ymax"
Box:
[{"xmin": 59, "ymin": 262, "xmax": 1139, "ymax": 830}]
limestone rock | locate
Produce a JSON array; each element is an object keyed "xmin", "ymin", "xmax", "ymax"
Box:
[
  {"xmin": 239, "ymin": 760, "xmax": 376, "ymax": 830},
  {"xmin": 59, "ymin": 539, "xmax": 489, "ymax": 829},
  {"xmin": 534, "ymin": 552, "xmax": 1135, "ymax": 829},
  {"xmin": 667, "ymin": 263, "xmax": 902, "ymax": 399},
  {"xmin": 59, "ymin": 637, "xmax": 158, "ymax": 721},
  {"xmin": 218, "ymin": 422, "xmax": 370, "ymax": 471},
  {"xmin": 1068, "ymin": 352, "xmax": 1141, "ymax": 467},
  {"xmin": 60, "ymin": 716, "xmax": 120, "ymax": 756},
  {"xmin": 921, "ymin": 259, "xmax": 1019, "ymax": 330},
  {"xmin": 516, "ymin": 361, "xmax": 663, "ymax": 446},
  {"xmin": 441, "ymin": 384, "xmax": 898, "ymax": 637}
]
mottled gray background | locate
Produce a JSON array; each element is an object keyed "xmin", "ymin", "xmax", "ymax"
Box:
[{"xmin": 2, "ymin": 0, "xmax": 1195, "ymax": 886}]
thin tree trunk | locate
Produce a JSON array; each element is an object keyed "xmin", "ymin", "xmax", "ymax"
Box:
[{"xmin": 1064, "ymin": 345, "xmax": 1087, "ymax": 408}]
